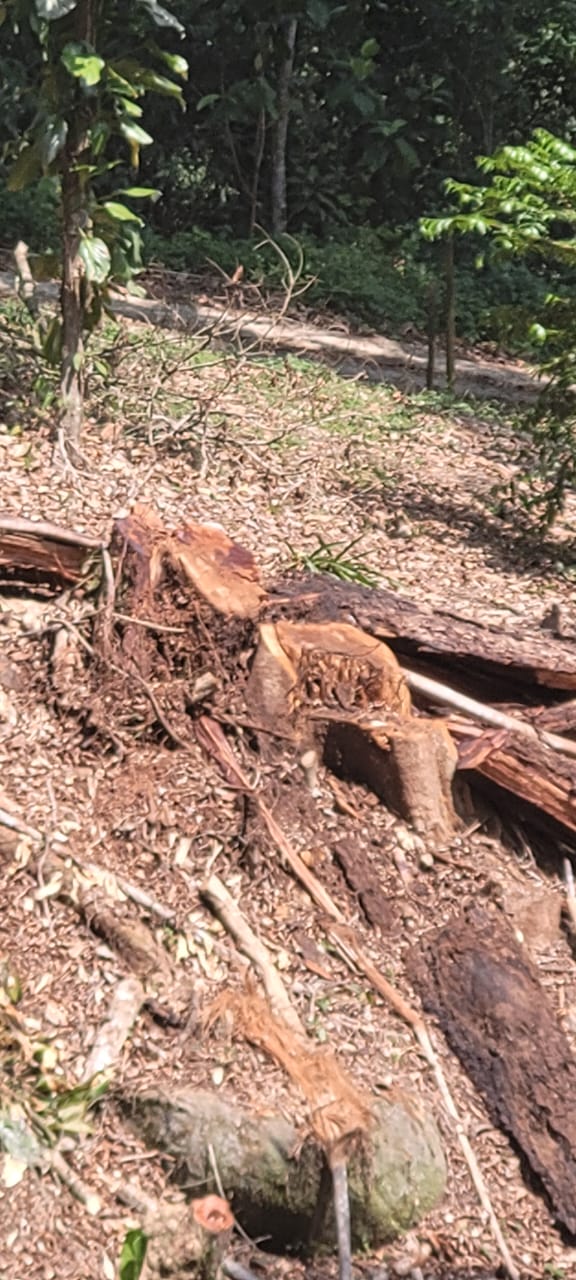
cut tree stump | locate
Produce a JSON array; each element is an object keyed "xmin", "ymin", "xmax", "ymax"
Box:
[
  {"xmin": 113, "ymin": 505, "xmax": 265, "ymax": 619},
  {"xmin": 323, "ymin": 715, "xmax": 458, "ymax": 839},
  {"xmin": 410, "ymin": 903, "xmax": 576, "ymax": 1235},
  {"xmin": 248, "ymin": 620, "xmax": 458, "ymax": 837}
]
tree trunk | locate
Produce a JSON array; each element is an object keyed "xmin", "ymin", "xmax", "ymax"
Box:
[
  {"xmin": 270, "ymin": 16, "xmax": 297, "ymax": 237},
  {"xmin": 60, "ymin": 155, "xmax": 85, "ymax": 447},
  {"xmin": 58, "ymin": 0, "xmax": 99, "ymax": 449},
  {"xmin": 249, "ymin": 106, "xmax": 266, "ymax": 235},
  {"xmin": 426, "ymin": 277, "xmax": 438, "ymax": 391},
  {"xmin": 445, "ymin": 235, "xmax": 456, "ymax": 391}
]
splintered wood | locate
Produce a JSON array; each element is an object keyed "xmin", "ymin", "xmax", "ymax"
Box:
[{"xmin": 5, "ymin": 505, "xmax": 576, "ymax": 837}]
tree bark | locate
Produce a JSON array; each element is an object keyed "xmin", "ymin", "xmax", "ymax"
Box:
[
  {"xmin": 445, "ymin": 234, "xmax": 456, "ymax": 391},
  {"xmin": 58, "ymin": 0, "xmax": 99, "ymax": 448},
  {"xmin": 60, "ymin": 154, "xmax": 86, "ymax": 447},
  {"xmin": 270, "ymin": 16, "xmax": 297, "ymax": 236}
]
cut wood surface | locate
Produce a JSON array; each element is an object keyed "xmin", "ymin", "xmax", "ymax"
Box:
[{"xmin": 411, "ymin": 904, "xmax": 576, "ymax": 1235}]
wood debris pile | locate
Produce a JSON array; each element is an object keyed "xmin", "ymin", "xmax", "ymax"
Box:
[{"xmin": 3, "ymin": 504, "xmax": 576, "ymax": 1278}]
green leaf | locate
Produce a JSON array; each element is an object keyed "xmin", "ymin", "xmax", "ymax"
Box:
[
  {"xmin": 155, "ymin": 49, "xmax": 188, "ymax": 78},
  {"xmin": 41, "ymin": 316, "xmax": 63, "ymax": 366},
  {"xmin": 39, "ymin": 117, "xmax": 68, "ymax": 167},
  {"xmin": 102, "ymin": 201, "xmax": 144, "ymax": 224},
  {"xmin": 119, "ymin": 121, "xmax": 153, "ymax": 146},
  {"xmin": 117, "ymin": 187, "xmax": 160, "ymax": 199},
  {"xmin": 35, "ymin": 0, "xmax": 78, "ymax": 19},
  {"xmin": 61, "ymin": 43, "xmax": 105, "ymax": 87},
  {"xmin": 119, "ymin": 1229, "xmax": 147, "ymax": 1280},
  {"xmin": 360, "ymin": 38, "xmax": 379, "ymax": 58},
  {"xmin": 135, "ymin": 69, "xmax": 184, "ymax": 101},
  {"xmin": 529, "ymin": 322, "xmax": 548, "ymax": 343},
  {"xmin": 78, "ymin": 236, "xmax": 111, "ymax": 284},
  {"xmin": 118, "ymin": 99, "xmax": 144, "ymax": 118},
  {"xmin": 136, "ymin": 0, "xmax": 184, "ymax": 34},
  {"xmin": 119, "ymin": 120, "xmax": 153, "ymax": 168},
  {"xmin": 197, "ymin": 93, "xmax": 219, "ymax": 112}
]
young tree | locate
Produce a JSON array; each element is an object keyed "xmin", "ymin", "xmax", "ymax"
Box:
[
  {"xmin": 4, "ymin": 0, "xmax": 187, "ymax": 449},
  {"xmin": 422, "ymin": 130, "xmax": 576, "ymax": 521}
]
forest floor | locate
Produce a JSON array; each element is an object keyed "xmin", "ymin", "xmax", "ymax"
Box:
[{"xmin": 2, "ymin": 284, "xmax": 576, "ymax": 1280}]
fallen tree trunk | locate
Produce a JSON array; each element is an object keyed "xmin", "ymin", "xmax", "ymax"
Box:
[
  {"xmin": 271, "ymin": 577, "xmax": 576, "ymax": 692},
  {"xmin": 0, "ymin": 513, "xmax": 102, "ymax": 582}
]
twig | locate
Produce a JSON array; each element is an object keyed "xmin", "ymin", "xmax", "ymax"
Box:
[
  {"xmin": 563, "ymin": 857, "xmax": 576, "ymax": 934},
  {"xmin": 48, "ymin": 1147, "xmax": 102, "ymax": 1215},
  {"xmin": 403, "ymin": 666, "xmax": 576, "ymax": 760},
  {"xmin": 207, "ymin": 1142, "xmax": 254, "ymax": 1246},
  {"xmin": 81, "ymin": 976, "xmax": 145, "ymax": 1083},
  {"xmin": 112, "ymin": 612, "xmax": 187, "ymax": 634},
  {"xmin": 0, "ymin": 807, "xmax": 42, "ymax": 841},
  {"xmin": 202, "ymin": 874, "xmax": 305, "ymax": 1037}
]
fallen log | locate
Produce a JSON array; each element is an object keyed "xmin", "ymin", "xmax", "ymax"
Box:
[
  {"xmin": 0, "ymin": 513, "xmax": 102, "ymax": 583},
  {"xmin": 452, "ymin": 720, "xmax": 576, "ymax": 834},
  {"xmin": 410, "ymin": 903, "xmax": 576, "ymax": 1235},
  {"xmin": 271, "ymin": 576, "xmax": 576, "ymax": 692}
]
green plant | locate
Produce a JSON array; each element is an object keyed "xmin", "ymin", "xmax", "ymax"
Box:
[
  {"xmin": 422, "ymin": 130, "xmax": 576, "ymax": 522},
  {"xmin": 5, "ymin": 0, "xmax": 188, "ymax": 445},
  {"xmin": 286, "ymin": 534, "xmax": 379, "ymax": 587},
  {"xmin": 119, "ymin": 1228, "xmax": 148, "ymax": 1280}
]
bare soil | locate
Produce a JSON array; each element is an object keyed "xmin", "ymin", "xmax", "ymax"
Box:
[{"xmin": 2, "ymin": 286, "xmax": 576, "ymax": 1280}]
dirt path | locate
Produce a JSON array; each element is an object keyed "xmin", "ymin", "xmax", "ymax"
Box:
[{"xmin": 0, "ymin": 270, "xmax": 542, "ymax": 402}]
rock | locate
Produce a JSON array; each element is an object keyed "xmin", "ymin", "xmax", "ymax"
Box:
[{"xmin": 122, "ymin": 1087, "xmax": 446, "ymax": 1254}]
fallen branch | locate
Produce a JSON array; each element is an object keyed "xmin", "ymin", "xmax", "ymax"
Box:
[
  {"xmin": 404, "ymin": 666, "xmax": 576, "ymax": 759},
  {"xmin": 81, "ymin": 976, "xmax": 145, "ymax": 1083},
  {"xmin": 201, "ymin": 875, "xmax": 304, "ymax": 1037}
]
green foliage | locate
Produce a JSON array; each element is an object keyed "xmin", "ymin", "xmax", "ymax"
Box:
[
  {"xmin": 145, "ymin": 221, "xmax": 555, "ymax": 346},
  {"xmin": 286, "ymin": 534, "xmax": 380, "ymax": 587},
  {"xmin": 119, "ymin": 1228, "xmax": 147, "ymax": 1280},
  {"xmin": 423, "ymin": 129, "xmax": 576, "ymax": 521},
  {"xmin": 1, "ymin": 0, "xmax": 187, "ymax": 424},
  {"xmin": 0, "ymin": 176, "xmax": 60, "ymax": 248}
]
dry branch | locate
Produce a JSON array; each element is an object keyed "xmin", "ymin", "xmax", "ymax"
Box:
[
  {"xmin": 202, "ymin": 872, "xmax": 370, "ymax": 1280},
  {"xmin": 81, "ymin": 976, "xmax": 145, "ymax": 1083},
  {"xmin": 405, "ymin": 666, "xmax": 576, "ymax": 758},
  {"xmin": 201, "ymin": 875, "xmax": 305, "ymax": 1036}
]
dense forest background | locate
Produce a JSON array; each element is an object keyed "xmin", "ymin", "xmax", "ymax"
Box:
[{"xmin": 2, "ymin": 0, "xmax": 576, "ymax": 347}]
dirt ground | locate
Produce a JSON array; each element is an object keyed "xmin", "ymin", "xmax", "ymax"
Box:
[{"xmin": 2, "ymin": 290, "xmax": 576, "ymax": 1280}]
